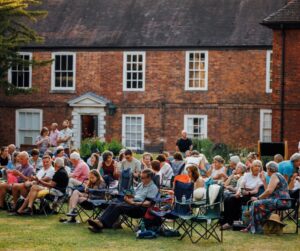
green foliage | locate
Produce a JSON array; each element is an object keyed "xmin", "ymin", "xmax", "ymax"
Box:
[
  {"xmin": 192, "ymin": 138, "xmax": 214, "ymax": 162},
  {"xmin": 211, "ymin": 143, "xmax": 231, "ymax": 162},
  {"xmin": 105, "ymin": 139, "xmax": 123, "ymax": 156},
  {"xmin": 0, "ymin": 0, "xmax": 48, "ymax": 95}
]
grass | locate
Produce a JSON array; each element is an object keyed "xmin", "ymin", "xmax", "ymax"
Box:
[{"xmin": 0, "ymin": 211, "xmax": 299, "ymax": 251}]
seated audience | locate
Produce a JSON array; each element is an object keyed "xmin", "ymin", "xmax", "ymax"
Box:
[
  {"xmin": 68, "ymin": 152, "xmax": 90, "ymax": 188},
  {"xmin": 65, "ymin": 169, "xmax": 106, "ymax": 220},
  {"xmin": 17, "ymin": 157, "xmax": 69, "ymax": 215},
  {"xmin": 224, "ymin": 162, "xmax": 246, "ymax": 194},
  {"xmin": 120, "ymin": 149, "xmax": 141, "ymax": 185},
  {"xmin": 0, "ymin": 151, "xmax": 34, "ymax": 209},
  {"xmin": 88, "ymin": 153, "xmax": 100, "ymax": 170},
  {"xmin": 10, "ymin": 155, "xmax": 54, "ymax": 212},
  {"xmin": 185, "ymin": 150, "xmax": 205, "ymax": 171},
  {"xmin": 156, "ymin": 154, "xmax": 174, "ymax": 188},
  {"xmin": 242, "ymin": 161, "xmax": 290, "ymax": 234},
  {"xmin": 227, "ymin": 155, "xmax": 240, "ymax": 176},
  {"xmin": 29, "ymin": 149, "xmax": 43, "ymax": 172},
  {"xmin": 141, "ymin": 152, "xmax": 153, "ymax": 170},
  {"xmin": 245, "ymin": 152, "xmax": 258, "ymax": 171},
  {"xmin": 171, "ymin": 152, "xmax": 185, "ymax": 176},
  {"xmin": 87, "ymin": 169, "xmax": 158, "ymax": 232},
  {"xmin": 186, "ymin": 165, "xmax": 205, "ymax": 201},
  {"xmin": 278, "ymin": 153, "xmax": 300, "ymax": 184},
  {"xmin": 98, "ymin": 151, "xmax": 119, "ymax": 185},
  {"xmin": 207, "ymin": 155, "xmax": 227, "ymax": 181},
  {"xmin": 35, "ymin": 127, "xmax": 50, "ymax": 156}
]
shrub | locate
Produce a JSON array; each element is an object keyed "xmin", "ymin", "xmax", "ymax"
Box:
[
  {"xmin": 105, "ymin": 139, "xmax": 124, "ymax": 156},
  {"xmin": 192, "ymin": 138, "xmax": 214, "ymax": 162}
]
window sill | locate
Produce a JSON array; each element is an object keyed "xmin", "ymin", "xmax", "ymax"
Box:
[{"xmin": 50, "ymin": 90, "xmax": 76, "ymax": 94}]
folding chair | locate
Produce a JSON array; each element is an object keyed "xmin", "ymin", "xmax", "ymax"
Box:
[
  {"xmin": 179, "ymin": 184, "xmax": 224, "ymax": 243},
  {"xmin": 39, "ymin": 192, "xmax": 69, "ymax": 216}
]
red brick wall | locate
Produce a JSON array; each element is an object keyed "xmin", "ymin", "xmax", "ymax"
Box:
[
  {"xmin": 0, "ymin": 49, "xmax": 272, "ymax": 151},
  {"xmin": 271, "ymin": 29, "xmax": 300, "ymax": 155}
]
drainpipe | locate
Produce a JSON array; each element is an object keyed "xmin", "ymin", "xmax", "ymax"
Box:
[{"xmin": 280, "ymin": 24, "xmax": 286, "ymax": 142}]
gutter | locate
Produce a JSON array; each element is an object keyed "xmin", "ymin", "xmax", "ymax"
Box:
[{"xmin": 280, "ymin": 24, "xmax": 286, "ymax": 142}]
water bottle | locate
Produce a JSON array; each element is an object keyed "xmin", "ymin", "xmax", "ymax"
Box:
[
  {"xmin": 140, "ymin": 219, "xmax": 146, "ymax": 232},
  {"xmin": 182, "ymin": 195, "xmax": 186, "ymax": 204}
]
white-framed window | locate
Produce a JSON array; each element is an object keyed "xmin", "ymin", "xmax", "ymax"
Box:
[
  {"xmin": 266, "ymin": 50, "xmax": 273, "ymax": 93},
  {"xmin": 184, "ymin": 115, "xmax": 208, "ymax": 139},
  {"xmin": 16, "ymin": 109, "xmax": 43, "ymax": 147},
  {"xmin": 122, "ymin": 114, "xmax": 144, "ymax": 150},
  {"xmin": 260, "ymin": 109, "xmax": 272, "ymax": 142},
  {"xmin": 185, "ymin": 51, "xmax": 208, "ymax": 91},
  {"xmin": 8, "ymin": 52, "xmax": 32, "ymax": 88},
  {"xmin": 123, "ymin": 52, "xmax": 145, "ymax": 91},
  {"xmin": 51, "ymin": 52, "xmax": 76, "ymax": 90}
]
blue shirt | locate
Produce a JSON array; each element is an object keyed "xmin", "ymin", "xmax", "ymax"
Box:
[{"xmin": 278, "ymin": 160, "xmax": 295, "ymax": 181}]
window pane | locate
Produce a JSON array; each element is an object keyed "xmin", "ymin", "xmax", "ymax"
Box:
[
  {"xmin": 61, "ymin": 55, "xmax": 67, "ymax": 70},
  {"xmin": 55, "ymin": 73, "xmax": 61, "ymax": 87},
  {"xmin": 55, "ymin": 55, "xmax": 60, "ymax": 70},
  {"xmin": 67, "ymin": 55, "xmax": 73, "ymax": 71},
  {"xmin": 67, "ymin": 72, "xmax": 73, "ymax": 87},
  {"xmin": 61, "ymin": 72, "xmax": 67, "ymax": 87}
]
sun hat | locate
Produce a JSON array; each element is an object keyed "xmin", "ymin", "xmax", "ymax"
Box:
[{"xmin": 265, "ymin": 214, "xmax": 286, "ymax": 226}]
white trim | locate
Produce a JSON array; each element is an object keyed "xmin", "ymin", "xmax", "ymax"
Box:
[
  {"xmin": 8, "ymin": 52, "xmax": 32, "ymax": 89},
  {"xmin": 185, "ymin": 51, "xmax": 208, "ymax": 91},
  {"xmin": 260, "ymin": 109, "xmax": 272, "ymax": 142},
  {"xmin": 123, "ymin": 51, "xmax": 146, "ymax": 91},
  {"xmin": 266, "ymin": 50, "xmax": 273, "ymax": 93},
  {"xmin": 122, "ymin": 114, "xmax": 145, "ymax": 150},
  {"xmin": 15, "ymin": 108, "xmax": 43, "ymax": 147},
  {"xmin": 184, "ymin": 114, "xmax": 208, "ymax": 139},
  {"xmin": 51, "ymin": 52, "xmax": 76, "ymax": 91}
]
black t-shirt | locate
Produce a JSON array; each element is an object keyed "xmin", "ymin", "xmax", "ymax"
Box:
[
  {"xmin": 52, "ymin": 167, "xmax": 69, "ymax": 193},
  {"xmin": 0, "ymin": 156, "xmax": 9, "ymax": 166},
  {"xmin": 176, "ymin": 138, "xmax": 193, "ymax": 153}
]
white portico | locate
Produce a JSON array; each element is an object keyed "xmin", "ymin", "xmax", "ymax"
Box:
[{"xmin": 68, "ymin": 92, "xmax": 110, "ymax": 149}]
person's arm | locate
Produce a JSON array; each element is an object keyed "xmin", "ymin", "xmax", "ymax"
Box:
[
  {"xmin": 257, "ymin": 175, "xmax": 279, "ymax": 200},
  {"xmin": 124, "ymin": 196, "xmax": 152, "ymax": 207},
  {"xmin": 37, "ymin": 178, "xmax": 56, "ymax": 189},
  {"xmin": 259, "ymin": 171, "xmax": 268, "ymax": 190},
  {"xmin": 189, "ymin": 139, "xmax": 193, "ymax": 151},
  {"xmin": 35, "ymin": 137, "xmax": 44, "ymax": 146},
  {"xmin": 224, "ymin": 174, "xmax": 234, "ymax": 186},
  {"xmin": 288, "ymin": 173, "xmax": 298, "ymax": 190},
  {"xmin": 12, "ymin": 170, "xmax": 32, "ymax": 182}
]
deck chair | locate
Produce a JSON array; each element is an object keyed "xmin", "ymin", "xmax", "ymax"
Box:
[
  {"xmin": 39, "ymin": 191, "xmax": 69, "ymax": 216},
  {"xmin": 180, "ymin": 184, "xmax": 224, "ymax": 243}
]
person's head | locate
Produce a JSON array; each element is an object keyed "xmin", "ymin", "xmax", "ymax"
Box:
[
  {"xmin": 90, "ymin": 153, "xmax": 100, "ymax": 167},
  {"xmin": 42, "ymin": 155, "xmax": 52, "ymax": 169},
  {"xmin": 274, "ymin": 154, "xmax": 283, "ymax": 163},
  {"xmin": 0, "ymin": 146, "xmax": 8, "ymax": 157},
  {"xmin": 142, "ymin": 152, "xmax": 153, "ymax": 166},
  {"xmin": 88, "ymin": 169, "xmax": 102, "ymax": 187},
  {"xmin": 51, "ymin": 123, "xmax": 58, "ymax": 131},
  {"xmin": 13, "ymin": 152, "xmax": 20, "ymax": 165},
  {"xmin": 187, "ymin": 165, "xmax": 200, "ymax": 182},
  {"xmin": 163, "ymin": 151, "xmax": 170, "ymax": 159},
  {"xmin": 151, "ymin": 160, "xmax": 161, "ymax": 173},
  {"xmin": 31, "ymin": 149, "xmax": 40, "ymax": 160},
  {"xmin": 191, "ymin": 150, "xmax": 200, "ymax": 157},
  {"xmin": 70, "ymin": 152, "xmax": 81, "ymax": 166},
  {"xmin": 19, "ymin": 151, "xmax": 29, "ymax": 166},
  {"xmin": 124, "ymin": 149, "xmax": 133, "ymax": 162},
  {"xmin": 229, "ymin": 155, "xmax": 240, "ymax": 169},
  {"xmin": 173, "ymin": 152, "xmax": 183, "ymax": 161},
  {"xmin": 62, "ymin": 120, "xmax": 70, "ymax": 129},
  {"xmin": 102, "ymin": 151, "xmax": 113, "ymax": 163},
  {"xmin": 141, "ymin": 169, "xmax": 154, "ymax": 185},
  {"xmin": 156, "ymin": 154, "xmax": 166, "ymax": 165},
  {"xmin": 56, "ymin": 147, "xmax": 65, "ymax": 157},
  {"xmin": 236, "ymin": 162, "xmax": 246, "ymax": 175},
  {"xmin": 247, "ymin": 152, "xmax": 258, "ymax": 163},
  {"xmin": 251, "ymin": 160, "xmax": 262, "ymax": 176},
  {"xmin": 119, "ymin": 149, "xmax": 126, "ymax": 162},
  {"xmin": 290, "ymin": 153, "xmax": 300, "ymax": 168},
  {"xmin": 213, "ymin": 155, "xmax": 225, "ymax": 169},
  {"xmin": 181, "ymin": 130, "xmax": 187, "ymax": 139},
  {"xmin": 8, "ymin": 144, "xmax": 16, "ymax": 155},
  {"xmin": 40, "ymin": 127, "xmax": 49, "ymax": 137},
  {"xmin": 54, "ymin": 157, "xmax": 64, "ymax": 171},
  {"xmin": 185, "ymin": 150, "xmax": 191, "ymax": 157},
  {"xmin": 266, "ymin": 161, "xmax": 278, "ymax": 177}
]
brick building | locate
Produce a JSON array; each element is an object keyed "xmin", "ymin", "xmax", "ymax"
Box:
[{"xmin": 1, "ymin": 0, "xmax": 297, "ymax": 153}]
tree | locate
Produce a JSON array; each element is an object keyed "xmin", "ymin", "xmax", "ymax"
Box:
[{"xmin": 0, "ymin": 0, "xmax": 47, "ymax": 95}]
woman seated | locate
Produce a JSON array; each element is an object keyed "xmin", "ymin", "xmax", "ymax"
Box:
[
  {"xmin": 186, "ymin": 165, "xmax": 205, "ymax": 201},
  {"xmin": 242, "ymin": 161, "xmax": 290, "ymax": 234},
  {"xmin": 224, "ymin": 162, "xmax": 246, "ymax": 194},
  {"xmin": 171, "ymin": 152, "xmax": 185, "ymax": 176},
  {"xmin": 97, "ymin": 151, "xmax": 119, "ymax": 187},
  {"xmin": 88, "ymin": 153, "xmax": 100, "ymax": 170},
  {"xmin": 141, "ymin": 152, "xmax": 153, "ymax": 170},
  {"xmin": 65, "ymin": 169, "xmax": 106, "ymax": 222},
  {"xmin": 221, "ymin": 160, "xmax": 263, "ymax": 230},
  {"xmin": 206, "ymin": 155, "xmax": 227, "ymax": 182}
]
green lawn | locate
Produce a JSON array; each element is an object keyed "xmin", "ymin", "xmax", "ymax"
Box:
[{"xmin": 0, "ymin": 211, "xmax": 299, "ymax": 251}]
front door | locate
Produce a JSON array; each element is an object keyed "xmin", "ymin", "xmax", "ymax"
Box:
[{"xmin": 81, "ymin": 115, "xmax": 98, "ymax": 139}]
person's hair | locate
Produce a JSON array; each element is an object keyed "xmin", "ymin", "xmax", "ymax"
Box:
[
  {"xmin": 290, "ymin": 153, "xmax": 300, "ymax": 162},
  {"xmin": 252, "ymin": 159, "xmax": 263, "ymax": 170},
  {"xmin": 70, "ymin": 152, "xmax": 81, "ymax": 160},
  {"xmin": 40, "ymin": 127, "xmax": 49, "ymax": 136},
  {"xmin": 31, "ymin": 148, "xmax": 40, "ymax": 156},
  {"xmin": 173, "ymin": 152, "xmax": 183, "ymax": 161},
  {"xmin": 247, "ymin": 152, "xmax": 258, "ymax": 160},
  {"xmin": 191, "ymin": 150, "xmax": 200, "ymax": 156},
  {"xmin": 119, "ymin": 152, "xmax": 125, "ymax": 162},
  {"xmin": 87, "ymin": 169, "xmax": 103, "ymax": 188},
  {"xmin": 266, "ymin": 161, "xmax": 278, "ymax": 173},
  {"xmin": 91, "ymin": 153, "xmax": 100, "ymax": 168},
  {"xmin": 13, "ymin": 152, "xmax": 19, "ymax": 165},
  {"xmin": 70, "ymin": 149, "xmax": 79, "ymax": 154},
  {"xmin": 156, "ymin": 154, "xmax": 166, "ymax": 163},
  {"xmin": 274, "ymin": 154, "xmax": 283, "ymax": 163},
  {"xmin": 51, "ymin": 122, "xmax": 58, "ymax": 127},
  {"xmin": 236, "ymin": 162, "xmax": 246, "ymax": 174},
  {"xmin": 230, "ymin": 155, "xmax": 240, "ymax": 165},
  {"xmin": 213, "ymin": 155, "xmax": 224, "ymax": 164},
  {"xmin": 143, "ymin": 152, "xmax": 153, "ymax": 161},
  {"xmin": 187, "ymin": 165, "xmax": 200, "ymax": 182},
  {"xmin": 141, "ymin": 168, "xmax": 154, "ymax": 179},
  {"xmin": 151, "ymin": 160, "xmax": 161, "ymax": 172},
  {"xmin": 124, "ymin": 149, "xmax": 133, "ymax": 156},
  {"xmin": 56, "ymin": 148, "xmax": 64, "ymax": 155},
  {"xmin": 163, "ymin": 151, "xmax": 170, "ymax": 158},
  {"xmin": 0, "ymin": 146, "xmax": 7, "ymax": 155},
  {"xmin": 54, "ymin": 157, "xmax": 64, "ymax": 167},
  {"xmin": 8, "ymin": 144, "xmax": 16, "ymax": 151},
  {"xmin": 102, "ymin": 151, "xmax": 113, "ymax": 162},
  {"xmin": 19, "ymin": 151, "xmax": 29, "ymax": 160},
  {"xmin": 42, "ymin": 155, "xmax": 51, "ymax": 160}
]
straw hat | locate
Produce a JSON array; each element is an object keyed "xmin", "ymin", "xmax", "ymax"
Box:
[{"xmin": 265, "ymin": 214, "xmax": 286, "ymax": 226}]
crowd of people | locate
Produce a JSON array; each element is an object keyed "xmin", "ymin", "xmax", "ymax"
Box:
[{"xmin": 0, "ymin": 127, "xmax": 299, "ymax": 236}]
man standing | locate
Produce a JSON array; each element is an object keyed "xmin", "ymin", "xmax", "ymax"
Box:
[
  {"xmin": 176, "ymin": 130, "xmax": 193, "ymax": 154},
  {"xmin": 57, "ymin": 120, "xmax": 73, "ymax": 156},
  {"xmin": 50, "ymin": 123, "xmax": 60, "ymax": 147}
]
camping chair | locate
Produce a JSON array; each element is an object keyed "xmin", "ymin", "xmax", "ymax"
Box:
[
  {"xmin": 274, "ymin": 189, "xmax": 299, "ymax": 234},
  {"xmin": 39, "ymin": 191, "xmax": 69, "ymax": 216},
  {"xmin": 179, "ymin": 184, "xmax": 224, "ymax": 243}
]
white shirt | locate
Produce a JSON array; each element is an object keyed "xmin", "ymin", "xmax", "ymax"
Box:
[
  {"xmin": 185, "ymin": 156, "xmax": 203, "ymax": 167},
  {"xmin": 36, "ymin": 166, "xmax": 55, "ymax": 180},
  {"xmin": 241, "ymin": 172, "xmax": 263, "ymax": 190},
  {"xmin": 211, "ymin": 166, "xmax": 226, "ymax": 179},
  {"xmin": 58, "ymin": 128, "xmax": 73, "ymax": 149}
]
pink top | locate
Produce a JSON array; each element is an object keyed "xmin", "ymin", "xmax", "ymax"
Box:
[
  {"xmin": 70, "ymin": 160, "xmax": 90, "ymax": 182},
  {"xmin": 50, "ymin": 129, "xmax": 60, "ymax": 147}
]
